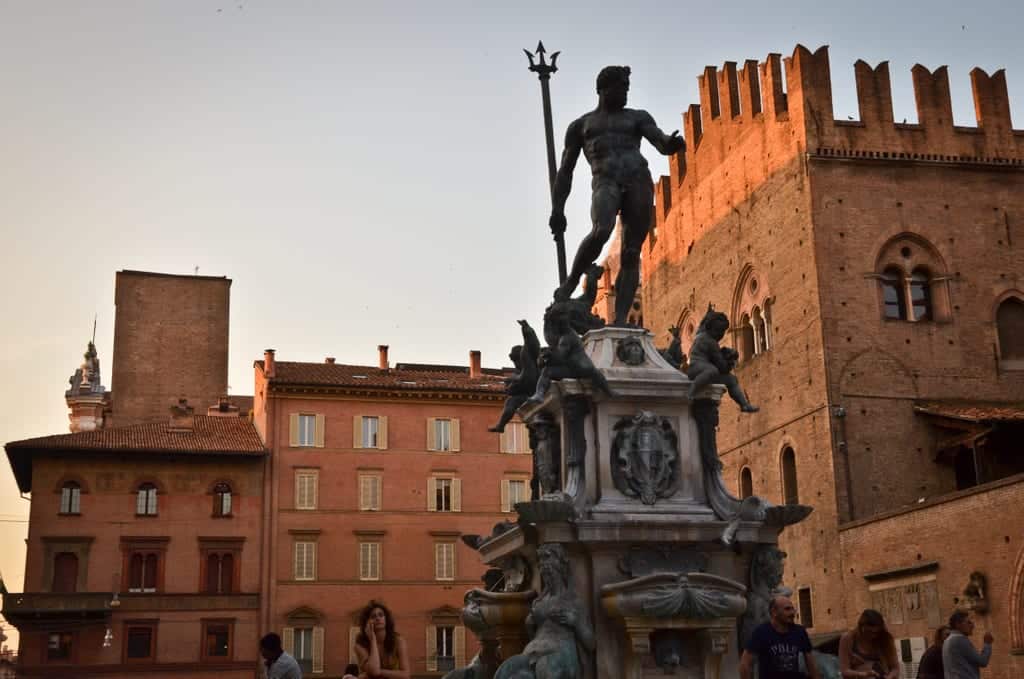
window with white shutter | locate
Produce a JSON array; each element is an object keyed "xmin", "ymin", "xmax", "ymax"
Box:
[
  {"xmin": 359, "ymin": 542, "xmax": 380, "ymax": 581},
  {"xmin": 295, "ymin": 470, "xmax": 318, "ymax": 510},
  {"xmin": 435, "ymin": 542, "xmax": 455, "ymax": 581},
  {"xmin": 136, "ymin": 484, "xmax": 158, "ymax": 516},
  {"xmin": 897, "ymin": 637, "xmax": 927, "ymax": 679},
  {"xmin": 435, "ymin": 625, "xmax": 455, "ymax": 673},
  {"xmin": 434, "ymin": 419, "xmax": 452, "ymax": 451},
  {"xmin": 60, "ymin": 483, "xmax": 82, "ymax": 514},
  {"xmin": 293, "ymin": 541, "xmax": 317, "ymax": 581},
  {"xmin": 501, "ymin": 422, "xmax": 529, "ymax": 453},
  {"xmin": 362, "ymin": 416, "xmax": 379, "ymax": 448},
  {"xmin": 359, "ymin": 474, "xmax": 382, "ymax": 511},
  {"xmin": 501, "ymin": 478, "xmax": 529, "ymax": 512}
]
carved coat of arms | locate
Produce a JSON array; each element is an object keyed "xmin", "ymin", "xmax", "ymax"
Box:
[{"xmin": 611, "ymin": 411, "xmax": 679, "ymax": 504}]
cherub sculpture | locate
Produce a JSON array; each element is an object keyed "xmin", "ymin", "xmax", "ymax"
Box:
[
  {"xmin": 490, "ymin": 320, "xmax": 542, "ymax": 433},
  {"xmin": 659, "ymin": 326, "xmax": 685, "ymax": 370},
  {"xmin": 686, "ymin": 306, "xmax": 758, "ymax": 412},
  {"xmin": 528, "ymin": 302, "xmax": 613, "ymax": 404}
]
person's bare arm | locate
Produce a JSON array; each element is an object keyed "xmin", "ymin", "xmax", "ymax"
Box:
[
  {"xmin": 355, "ymin": 643, "xmax": 376, "ymax": 677},
  {"xmin": 550, "ymin": 118, "xmax": 584, "ymax": 224},
  {"xmin": 638, "ymin": 111, "xmax": 685, "ymax": 156},
  {"xmin": 739, "ymin": 649, "xmax": 755, "ymax": 679},
  {"xmin": 377, "ymin": 637, "xmax": 410, "ymax": 679},
  {"xmin": 805, "ymin": 650, "xmax": 822, "ymax": 679}
]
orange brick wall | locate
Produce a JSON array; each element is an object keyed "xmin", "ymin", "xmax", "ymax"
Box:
[
  {"xmin": 18, "ymin": 455, "xmax": 264, "ymax": 674},
  {"xmin": 111, "ymin": 271, "xmax": 230, "ymax": 426},
  {"xmin": 839, "ymin": 476, "xmax": 1024, "ymax": 679},
  {"xmin": 641, "ymin": 44, "xmax": 1024, "ymax": 657},
  {"xmin": 261, "ymin": 380, "xmax": 531, "ymax": 677}
]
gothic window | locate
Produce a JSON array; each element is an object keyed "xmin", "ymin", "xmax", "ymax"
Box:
[
  {"xmin": 996, "ymin": 297, "xmax": 1024, "ymax": 364},
  {"xmin": 740, "ymin": 467, "xmax": 753, "ymax": 499},
  {"xmin": 881, "ymin": 268, "xmax": 906, "ymax": 320},
  {"xmin": 753, "ymin": 307, "xmax": 768, "ymax": 354},
  {"xmin": 909, "ymin": 268, "xmax": 932, "ymax": 321},
  {"xmin": 741, "ymin": 311, "xmax": 757, "ymax": 360},
  {"xmin": 781, "ymin": 447, "xmax": 799, "ymax": 505},
  {"xmin": 732, "ymin": 267, "xmax": 773, "ymax": 362},
  {"xmin": 875, "ymin": 235, "xmax": 949, "ymax": 322}
]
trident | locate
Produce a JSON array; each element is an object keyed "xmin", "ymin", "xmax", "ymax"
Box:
[{"xmin": 524, "ymin": 41, "xmax": 566, "ymax": 284}]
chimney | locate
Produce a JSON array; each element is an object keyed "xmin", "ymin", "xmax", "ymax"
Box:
[
  {"xmin": 169, "ymin": 398, "xmax": 195, "ymax": 431},
  {"xmin": 325, "ymin": 357, "xmax": 336, "ymax": 364},
  {"xmin": 378, "ymin": 345, "xmax": 389, "ymax": 371},
  {"xmin": 264, "ymin": 349, "xmax": 276, "ymax": 378},
  {"xmin": 207, "ymin": 395, "xmax": 239, "ymax": 418},
  {"xmin": 469, "ymin": 350, "xmax": 482, "ymax": 379}
]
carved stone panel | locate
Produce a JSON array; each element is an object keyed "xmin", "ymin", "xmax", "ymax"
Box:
[{"xmin": 610, "ymin": 411, "xmax": 680, "ymax": 505}]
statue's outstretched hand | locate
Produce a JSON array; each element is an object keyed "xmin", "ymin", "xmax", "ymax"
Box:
[
  {"xmin": 665, "ymin": 131, "xmax": 685, "ymax": 154},
  {"xmin": 549, "ymin": 212, "xmax": 567, "ymax": 234}
]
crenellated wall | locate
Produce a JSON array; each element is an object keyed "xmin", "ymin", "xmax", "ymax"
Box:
[
  {"xmin": 652, "ymin": 44, "xmax": 1024, "ymax": 267},
  {"xmin": 642, "ymin": 43, "xmax": 1024, "ymax": 679}
]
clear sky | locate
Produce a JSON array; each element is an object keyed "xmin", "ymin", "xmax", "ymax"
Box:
[{"xmin": 1, "ymin": 0, "xmax": 1021, "ymax": 645}]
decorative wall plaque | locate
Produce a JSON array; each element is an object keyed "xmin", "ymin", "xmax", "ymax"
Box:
[{"xmin": 611, "ymin": 411, "xmax": 680, "ymax": 505}]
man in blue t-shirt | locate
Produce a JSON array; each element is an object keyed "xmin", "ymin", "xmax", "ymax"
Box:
[{"xmin": 740, "ymin": 595, "xmax": 821, "ymax": 679}]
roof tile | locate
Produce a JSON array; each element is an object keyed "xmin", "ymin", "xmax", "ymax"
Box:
[{"xmin": 6, "ymin": 416, "xmax": 265, "ymax": 454}]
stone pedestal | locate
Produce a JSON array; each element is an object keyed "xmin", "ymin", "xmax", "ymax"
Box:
[{"xmin": 465, "ymin": 327, "xmax": 809, "ymax": 679}]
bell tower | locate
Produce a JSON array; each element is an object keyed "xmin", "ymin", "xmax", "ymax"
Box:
[{"xmin": 65, "ymin": 340, "xmax": 109, "ymax": 432}]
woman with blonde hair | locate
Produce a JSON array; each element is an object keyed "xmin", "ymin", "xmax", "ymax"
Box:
[
  {"xmin": 839, "ymin": 609, "xmax": 899, "ymax": 679},
  {"xmin": 354, "ymin": 600, "xmax": 410, "ymax": 679}
]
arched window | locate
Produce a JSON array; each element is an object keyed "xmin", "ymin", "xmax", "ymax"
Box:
[
  {"xmin": 732, "ymin": 267, "xmax": 773, "ymax": 360},
  {"xmin": 136, "ymin": 483, "xmax": 158, "ymax": 516},
  {"xmin": 128, "ymin": 553, "xmax": 159, "ymax": 592},
  {"xmin": 59, "ymin": 482, "xmax": 81, "ymax": 515},
  {"xmin": 910, "ymin": 268, "xmax": 932, "ymax": 321},
  {"xmin": 740, "ymin": 467, "xmax": 753, "ymax": 499},
  {"xmin": 739, "ymin": 313, "xmax": 755, "ymax": 362},
  {"xmin": 781, "ymin": 447, "xmax": 799, "ymax": 505},
  {"xmin": 52, "ymin": 552, "xmax": 78, "ymax": 593},
  {"xmin": 881, "ymin": 267, "xmax": 906, "ymax": 320},
  {"xmin": 213, "ymin": 482, "xmax": 233, "ymax": 517},
  {"xmin": 997, "ymin": 297, "xmax": 1024, "ymax": 363},
  {"xmin": 206, "ymin": 553, "xmax": 235, "ymax": 594},
  {"xmin": 875, "ymin": 235, "xmax": 949, "ymax": 322},
  {"xmin": 753, "ymin": 307, "xmax": 768, "ymax": 354}
]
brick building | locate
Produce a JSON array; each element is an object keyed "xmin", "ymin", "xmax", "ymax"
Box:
[
  {"xmin": 253, "ymin": 346, "xmax": 532, "ymax": 677},
  {"xmin": 3, "ymin": 399, "xmax": 266, "ymax": 678},
  {"xmin": 631, "ymin": 44, "xmax": 1024, "ymax": 678},
  {"xmin": 111, "ymin": 270, "xmax": 232, "ymax": 426}
]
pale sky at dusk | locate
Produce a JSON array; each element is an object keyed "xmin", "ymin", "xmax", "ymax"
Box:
[{"xmin": 1, "ymin": 0, "xmax": 1022, "ymax": 643}]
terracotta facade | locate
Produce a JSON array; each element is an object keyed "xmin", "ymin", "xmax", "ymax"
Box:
[
  {"xmin": 4, "ymin": 415, "xmax": 266, "ymax": 678},
  {"xmin": 635, "ymin": 44, "xmax": 1024, "ymax": 678},
  {"xmin": 254, "ymin": 350, "xmax": 532, "ymax": 677}
]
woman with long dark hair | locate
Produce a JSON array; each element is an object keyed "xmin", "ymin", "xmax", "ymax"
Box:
[
  {"xmin": 354, "ymin": 600, "xmax": 410, "ymax": 679},
  {"xmin": 916, "ymin": 625, "xmax": 950, "ymax": 679},
  {"xmin": 839, "ymin": 609, "xmax": 899, "ymax": 679}
]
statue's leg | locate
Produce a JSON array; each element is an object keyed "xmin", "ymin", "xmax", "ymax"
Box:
[
  {"xmin": 490, "ymin": 396, "xmax": 527, "ymax": 432},
  {"xmin": 555, "ymin": 183, "xmax": 620, "ymax": 300},
  {"xmin": 722, "ymin": 374, "xmax": 759, "ymax": 412},
  {"xmin": 686, "ymin": 365, "xmax": 717, "ymax": 399},
  {"xmin": 528, "ymin": 370, "xmax": 553, "ymax": 403},
  {"xmin": 613, "ymin": 180, "xmax": 654, "ymax": 325}
]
